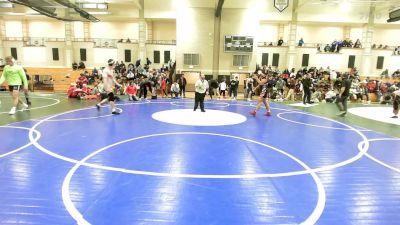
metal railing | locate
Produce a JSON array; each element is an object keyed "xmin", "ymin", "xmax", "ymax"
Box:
[
  {"xmin": 257, "ymin": 41, "xmax": 288, "ymax": 47},
  {"xmin": 146, "ymin": 40, "xmax": 176, "ymax": 45}
]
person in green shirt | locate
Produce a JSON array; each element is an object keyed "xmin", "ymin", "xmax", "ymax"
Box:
[{"xmin": 0, "ymin": 56, "xmax": 29, "ymax": 115}]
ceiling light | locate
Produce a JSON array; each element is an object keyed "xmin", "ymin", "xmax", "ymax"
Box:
[
  {"xmin": 0, "ymin": 2, "xmax": 14, "ymax": 8},
  {"xmin": 80, "ymin": 3, "xmax": 108, "ymax": 9}
]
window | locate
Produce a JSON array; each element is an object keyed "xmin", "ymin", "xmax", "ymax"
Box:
[
  {"xmin": 52, "ymin": 48, "xmax": 59, "ymax": 61},
  {"xmin": 164, "ymin": 51, "xmax": 170, "ymax": 63},
  {"xmin": 183, "ymin": 53, "xmax": 200, "ymax": 66},
  {"xmin": 233, "ymin": 55, "xmax": 249, "ymax": 67},
  {"xmin": 261, "ymin": 53, "xmax": 268, "ymax": 66},
  {"xmin": 272, "ymin": 53, "xmax": 280, "ymax": 67},
  {"xmin": 154, "ymin": 51, "xmax": 160, "ymax": 63},
  {"xmin": 11, "ymin": 47, "xmax": 17, "ymax": 60},
  {"xmin": 125, "ymin": 49, "xmax": 131, "ymax": 62}
]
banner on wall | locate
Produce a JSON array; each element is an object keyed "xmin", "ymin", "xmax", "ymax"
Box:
[{"xmin": 274, "ymin": 0, "xmax": 289, "ymax": 12}]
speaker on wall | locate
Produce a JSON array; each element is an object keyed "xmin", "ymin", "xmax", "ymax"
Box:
[
  {"xmin": 302, "ymin": 54, "xmax": 309, "ymax": 67},
  {"xmin": 164, "ymin": 51, "xmax": 170, "ymax": 63},
  {"xmin": 261, "ymin": 53, "xmax": 268, "ymax": 66},
  {"xmin": 376, "ymin": 56, "xmax": 384, "ymax": 69},
  {"xmin": 80, "ymin": 48, "xmax": 86, "ymax": 61},
  {"xmin": 11, "ymin": 47, "xmax": 17, "ymax": 60},
  {"xmin": 124, "ymin": 49, "xmax": 131, "ymax": 62},
  {"xmin": 348, "ymin": 55, "xmax": 355, "ymax": 69},
  {"xmin": 272, "ymin": 53, "xmax": 279, "ymax": 67},
  {"xmin": 154, "ymin": 51, "xmax": 160, "ymax": 63},
  {"xmin": 52, "ymin": 48, "xmax": 59, "ymax": 61}
]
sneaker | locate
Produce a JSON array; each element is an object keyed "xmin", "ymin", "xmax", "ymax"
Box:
[
  {"xmin": 337, "ymin": 111, "xmax": 346, "ymax": 117},
  {"xmin": 264, "ymin": 111, "xmax": 272, "ymax": 116},
  {"xmin": 249, "ymin": 111, "xmax": 256, "ymax": 116},
  {"xmin": 390, "ymin": 115, "xmax": 398, "ymax": 118},
  {"xmin": 96, "ymin": 104, "xmax": 100, "ymax": 110},
  {"xmin": 112, "ymin": 111, "xmax": 120, "ymax": 115},
  {"xmin": 201, "ymin": 109, "xmax": 206, "ymax": 112},
  {"xmin": 22, "ymin": 103, "xmax": 29, "ymax": 111},
  {"xmin": 8, "ymin": 108, "xmax": 16, "ymax": 115}
]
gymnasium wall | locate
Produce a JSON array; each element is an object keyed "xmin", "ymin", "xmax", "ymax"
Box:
[
  {"xmin": 28, "ymin": 21, "xmax": 65, "ymax": 38},
  {"xmin": 218, "ymin": 8, "xmax": 259, "ymax": 74},
  {"xmin": 176, "ymin": 7, "xmax": 215, "ymax": 73},
  {"xmin": 1, "ymin": 15, "xmax": 399, "ymax": 76},
  {"xmin": 90, "ymin": 22, "xmax": 139, "ymax": 40},
  {"xmin": 152, "ymin": 20, "xmax": 176, "ymax": 41}
]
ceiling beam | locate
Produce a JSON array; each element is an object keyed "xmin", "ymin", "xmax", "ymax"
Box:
[
  {"xmin": 215, "ymin": 0, "xmax": 224, "ymax": 17},
  {"xmin": 132, "ymin": 0, "xmax": 142, "ymax": 10}
]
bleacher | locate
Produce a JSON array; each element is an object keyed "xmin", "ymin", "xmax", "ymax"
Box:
[{"xmin": 25, "ymin": 68, "xmax": 92, "ymax": 92}]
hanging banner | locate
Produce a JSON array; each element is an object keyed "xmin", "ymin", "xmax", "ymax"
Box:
[{"xmin": 274, "ymin": 0, "xmax": 289, "ymax": 12}]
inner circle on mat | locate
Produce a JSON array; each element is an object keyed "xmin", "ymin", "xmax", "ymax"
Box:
[
  {"xmin": 152, "ymin": 109, "xmax": 246, "ymax": 126},
  {"xmin": 170, "ymin": 101, "xmax": 229, "ymax": 108}
]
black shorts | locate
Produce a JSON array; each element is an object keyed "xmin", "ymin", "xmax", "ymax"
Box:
[
  {"xmin": 9, "ymin": 85, "xmax": 22, "ymax": 92},
  {"xmin": 107, "ymin": 92, "xmax": 115, "ymax": 101}
]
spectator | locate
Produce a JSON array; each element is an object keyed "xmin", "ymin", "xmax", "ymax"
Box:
[
  {"xmin": 170, "ymin": 80, "xmax": 180, "ymax": 98},
  {"xmin": 229, "ymin": 76, "xmax": 239, "ymax": 100},
  {"xmin": 72, "ymin": 62, "xmax": 78, "ymax": 70},
  {"xmin": 178, "ymin": 74, "xmax": 187, "ymax": 98},
  {"xmin": 219, "ymin": 79, "xmax": 227, "ymax": 98},
  {"xmin": 78, "ymin": 61, "xmax": 85, "ymax": 70},
  {"xmin": 298, "ymin": 38, "xmax": 304, "ymax": 47},
  {"xmin": 324, "ymin": 44, "xmax": 331, "ymax": 52},
  {"xmin": 76, "ymin": 73, "xmax": 88, "ymax": 88},
  {"xmin": 317, "ymin": 44, "xmax": 322, "ymax": 52},
  {"xmin": 124, "ymin": 81, "xmax": 138, "ymax": 101},
  {"xmin": 324, "ymin": 89, "xmax": 337, "ymax": 103},
  {"xmin": 354, "ymin": 39, "xmax": 362, "ymax": 48},
  {"xmin": 277, "ymin": 37, "xmax": 284, "ymax": 46},
  {"xmin": 381, "ymin": 69, "xmax": 389, "ymax": 79},
  {"xmin": 392, "ymin": 69, "xmax": 400, "ymax": 79}
]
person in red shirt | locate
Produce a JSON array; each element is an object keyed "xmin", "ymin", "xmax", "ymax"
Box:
[
  {"xmin": 67, "ymin": 83, "xmax": 78, "ymax": 98},
  {"xmin": 124, "ymin": 81, "xmax": 138, "ymax": 101},
  {"xmin": 160, "ymin": 76, "xmax": 167, "ymax": 98},
  {"xmin": 76, "ymin": 73, "xmax": 88, "ymax": 88}
]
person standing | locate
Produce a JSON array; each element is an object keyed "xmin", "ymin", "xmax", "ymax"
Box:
[
  {"xmin": 249, "ymin": 74, "xmax": 272, "ymax": 117},
  {"xmin": 336, "ymin": 73, "xmax": 352, "ymax": 116},
  {"xmin": 178, "ymin": 74, "xmax": 187, "ymax": 98},
  {"xmin": 230, "ymin": 76, "xmax": 239, "ymax": 100},
  {"xmin": 302, "ymin": 73, "xmax": 312, "ymax": 104},
  {"xmin": 391, "ymin": 89, "xmax": 400, "ymax": 118},
  {"xmin": 219, "ymin": 79, "xmax": 227, "ymax": 98},
  {"xmin": 194, "ymin": 74, "xmax": 208, "ymax": 112},
  {"xmin": 245, "ymin": 75, "xmax": 254, "ymax": 101},
  {"xmin": 208, "ymin": 79, "xmax": 219, "ymax": 100},
  {"xmin": 0, "ymin": 56, "xmax": 29, "ymax": 115},
  {"xmin": 22, "ymin": 68, "xmax": 32, "ymax": 105},
  {"xmin": 96, "ymin": 59, "xmax": 121, "ymax": 115}
]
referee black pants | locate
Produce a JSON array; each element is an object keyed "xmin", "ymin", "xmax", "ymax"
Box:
[{"xmin": 194, "ymin": 92, "xmax": 205, "ymax": 111}]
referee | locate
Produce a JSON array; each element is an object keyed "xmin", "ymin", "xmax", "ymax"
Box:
[{"xmin": 194, "ymin": 74, "xmax": 208, "ymax": 112}]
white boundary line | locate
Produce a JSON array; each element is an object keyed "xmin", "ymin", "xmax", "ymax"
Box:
[
  {"xmin": 60, "ymin": 132, "xmax": 326, "ymax": 225},
  {"xmin": 28, "ymin": 103, "xmax": 370, "ymax": 176},
  {"xmin": 26, "ymin": 100, "xmax": 370, "ymax": 225},
  {"xmin": 31, "ymin": 107, "xmax": 124, "ymax": 122},
  {"xmin": 360, "ymin": 138, "xmax": 400, "ymax": 173},
  {"xmin": 0, "ymin": 96, "xmax": 60, "ymax": 114},
  {"xmin": 0, "ymin": 126, "xmax": 40, "ymax": 158},
  {"xmin": 277, "ymin": 111, "xmax": 370, "ymax": 131},
  {"xmin": 170, "ymin": 101, "xmax": 230, "ymax": 108}
]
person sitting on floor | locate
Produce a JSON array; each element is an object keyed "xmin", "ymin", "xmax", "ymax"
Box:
[
  {"xmin": 124, "ymin": 81, "xmax": 139, "ymax": 101},
  {"xmin": 170, "ymin": 81, "xmax": 180, "ymax": 99}
]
